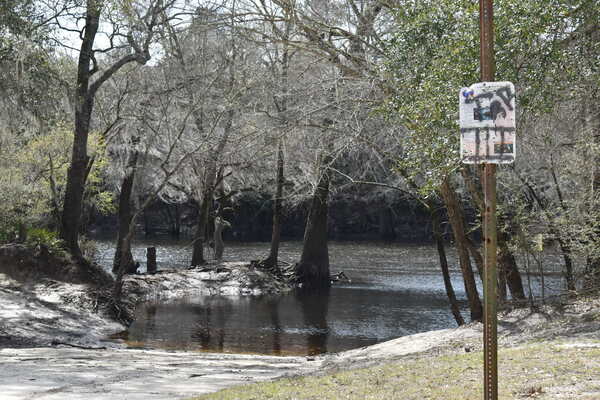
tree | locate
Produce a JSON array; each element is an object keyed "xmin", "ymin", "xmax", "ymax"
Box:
[
  {"xmin": 239, "ymin": 0, "xmax": 396, "ymax": 288},
  {"xmin": 384, "ymin": 0, "xmax": 599, "ymax": 295},
  {"xmin": 439, "ymin": 178, "xmax": 482, "ymax": 321},
  {"xmin": 156, "ymin": 4, "xmax": 261, "ymax": 265},
  {"xmin": 259, "ymin": 9, "xmax": 293, "ymax": 270},
  {"xmin": 60, "ymin": 0, "xmax": 176, "ymax": 260}
]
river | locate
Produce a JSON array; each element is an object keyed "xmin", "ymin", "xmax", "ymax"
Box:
[{"xmin": 94, "ymin": 239, "xmax": 565, "ymax": 356}]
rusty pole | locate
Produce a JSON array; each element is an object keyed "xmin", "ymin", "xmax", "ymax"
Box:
[{"xmin": 479, "ymin": 0, "xmax": 498, "ymax": 399}]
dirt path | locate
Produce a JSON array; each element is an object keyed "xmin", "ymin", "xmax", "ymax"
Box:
[{"xmin": 0, "ymin": 347, "xmax": 321, "ymax": 400}]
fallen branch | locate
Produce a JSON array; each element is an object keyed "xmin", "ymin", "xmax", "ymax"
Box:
[{"xmin": 50, "ymin": 340, "xmax": 107, "ymax": 350}]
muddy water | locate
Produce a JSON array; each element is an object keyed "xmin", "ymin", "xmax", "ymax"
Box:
[{"xmin": 95, "ymin": 240, "xmax": 565, "ymax": 355}]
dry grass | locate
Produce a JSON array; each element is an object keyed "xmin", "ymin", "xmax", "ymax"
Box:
[{"xmin": 191, "ymin": 341, "xmax": 600, "ymax": 400}]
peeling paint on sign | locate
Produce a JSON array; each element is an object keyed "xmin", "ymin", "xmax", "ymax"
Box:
[{"xmin": 459, "ymin": 82, "xmax": 516, "ymax": 164}]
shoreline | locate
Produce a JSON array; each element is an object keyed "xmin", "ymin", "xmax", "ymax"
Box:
[
  {"xmin": 0, "ymin": 257, "xmax": 292, "ymax": 349},
  {"xmin": 1, "ymin": 298, "xmax": 599, "ymax": 399},
  {"xmin": 1, "ymin": 244, "xmax": 598, "ymax": 399}
]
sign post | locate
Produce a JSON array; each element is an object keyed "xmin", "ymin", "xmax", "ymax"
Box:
[
  {"xmin": 480, "ymin": 1, "xmax": 498, "ymax": 399},
  {"xmin": 458, "ymin": 1, "xmax": 516, "ymax": 399}
]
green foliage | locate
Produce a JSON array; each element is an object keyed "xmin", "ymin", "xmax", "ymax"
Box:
[
  {"xmin": 383, "ymin": 0, "xmax": 598, "ymax": 193},
  {"xmin": 0, "ymin": 145, "xmax": 47, "ymax": 240},
  {"xmin": 0, "ymin": 0, "xmax": 37, "ymax": 37},
  {"xmin": 0, "ymin": 227, "xmax": 14, "ymax": 243},
  {"xmin": 0, "ymin": 121, "xmax": 115, "ymax": 240},
  {"xmin": 20, "ymin": 121, "xmax": 114, "ymax": 216},
  {"xmin": 382, "ymin": 0, "xmax": 478, "ymax": 191},
  {"xmin": 25, "ymin": 228, "xmax": 65, "ymax": 253},
  {"xmin": 382, "ymin": 0, "xmax": 599, "ymax": 277}
]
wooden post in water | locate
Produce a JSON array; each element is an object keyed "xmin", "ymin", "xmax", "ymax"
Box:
[
  {"xmin": 147, "ymin": 247, "xmax": 157, "ymax": 274},
  {"xmin": 479, "ymin": 0, "xmax": 498, "ymax": 399}
]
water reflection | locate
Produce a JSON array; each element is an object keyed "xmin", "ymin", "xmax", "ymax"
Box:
[
  {"xmin": 145, "ymin": 304, "xmax": 157, "ymax": 331},
  {"xmin": 267, "ymin": 297, "xmax": 282, "ymax": 354},
  {"xmin": 297, "ymin": 288, "xmax": 330, "ymax": 355},
  {"xmin": 124, "ymin": 283, "xmax": 468, "ymax": 355},
  {"xmin": 99, "ymin": 240, "xmax": 566, "ymax": 355}
]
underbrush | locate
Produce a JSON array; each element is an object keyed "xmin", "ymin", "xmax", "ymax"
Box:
[{"xmin": 26, "ymin": 228, "xmax": 66, "ymax": 255}]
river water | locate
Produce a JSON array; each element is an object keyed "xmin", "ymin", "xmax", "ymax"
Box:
[{"xmin": 94, "ymin": 239, "xmax": 565, "ymax": 356}]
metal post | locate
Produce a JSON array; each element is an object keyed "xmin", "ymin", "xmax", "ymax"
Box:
[
  {"xmin": 479, "ymin": 1, "xmax": 498, "ymax": 400},
  {"xmin": 483, "ymin": 164, "xmax": 497, "ymax": 400}
]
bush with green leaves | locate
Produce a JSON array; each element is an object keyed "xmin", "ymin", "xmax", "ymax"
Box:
[
  {"xmin": 25, "ymin": 228, "xmax": 65, "ymax": 254},
  {"xmin": 0, "ymin": 121, "xmax": 115, "ymax": 244},
  {"xmin": 383, "ymin": 0, "xmax": 599, "ymax": 281}
]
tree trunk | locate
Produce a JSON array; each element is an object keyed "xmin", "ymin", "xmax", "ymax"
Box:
[
  {"xmin": 16, "ymin": 222, "xmax": 27, "ymax": 243},
  {"xmin": 265, "ymin": 140, "xmax": 284, "ymax": 268},
  {"xmin": 213, "ymin": 216, "xmax": 230, "ymax": 260},
  {"xmin": 190, "ymin": 106, "xmax": 234, "ymax": 266},
  {"xmin": 465, "ymin": 238, "xmax": 484, "ymax": 278},
  {"xmin": 497, "ymin": 261, "xmax": 508, "ymax": 302},
  {"xmin": 516, "ymin": 170, "xmax": 577, "ymax": 291},
  {"xmin": 585, "ymin": 96, "xmax": 600, "ymax": 286},
  {"xmin": 296, "ymin": 162, "xmax": 331, "ymax": 290},
  {"xmin": 173, "ymin": 204, "xmax": 181, "ymax": 238},
  {"xmin": 265, "ymin": 18, "xmax": 290, "ymax": 270},
  {"xmin": 113, "ymin": 152, "xmax": 139, "ymax": 274},
  {"xmin": 440, "ymin": 178, "xmax": 483, "ymax": 322},
  {"xmin": 60, "ymin": 1, "xmax": 101, "ymax": 258},
  {"xmin": 61, "ymin": 0, "xmax": 152, "ymax": 260},
  {"xmin": 147, "ymin": 247, "xmax": 157, "ymax": 274},
  {"xmin": 143, "ymin": 209, "xmax": 152, "ymax": 237},
  {"xmin": 558, "ymin": 237, "xmax": 576, "ymax": 291},
  {"xmin": 463, "ymin": 166, "xmax": 526, "ymax": 300},
  {"xmin": 191, "ymin": 191, "xmax": 212, "ymax": 266},
  {"xmin": 430, "ymin": 203, "xmax": 465, "ymax": 326},
  {"xmin": 498, "ymin": 230, "xmax": 526, "ymax": 300}
]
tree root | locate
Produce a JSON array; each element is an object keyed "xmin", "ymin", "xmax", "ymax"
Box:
[
  {"xmin": 330, "ymin": 271, "xmax": 351, "ymax": 283},
  {"xmin": 251, "ymin": 259, "xmax": 297, "ymax": 284}
]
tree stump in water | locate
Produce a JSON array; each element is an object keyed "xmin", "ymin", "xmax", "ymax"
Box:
[
  {"xmin": 213, "ymin": 216, "xmax": 231, "ymax": 260},
  {"xmin": 147, "ymin": 247, "xmax": 157, "ymax": 274}
]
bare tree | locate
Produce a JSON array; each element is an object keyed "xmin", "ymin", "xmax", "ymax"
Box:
[{"xmin": 59, "ymin": 0, "xmax": 177, "ymax": 261}]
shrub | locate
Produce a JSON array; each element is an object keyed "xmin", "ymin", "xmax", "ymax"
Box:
[
  {"xmin": 79, "ymin": 236, "xmax": 98, "ymax": 260},
  {"xmin": 26, "ymin": 228, "xmax": 65, "ymax": 254}
]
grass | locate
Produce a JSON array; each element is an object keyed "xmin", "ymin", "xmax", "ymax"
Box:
[{"xmin": 191, "ymin": 341, "xmax": 600, "ymax": 400}]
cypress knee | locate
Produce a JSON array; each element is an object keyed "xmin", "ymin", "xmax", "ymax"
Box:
[{"xmin": 147, "ymin": 247, "xmax": 157, "ymax": 274}]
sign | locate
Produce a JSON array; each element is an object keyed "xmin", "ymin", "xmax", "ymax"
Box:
[{"xmin": 459, "ymin": 81, "xmax": 516, "ymax": 164}]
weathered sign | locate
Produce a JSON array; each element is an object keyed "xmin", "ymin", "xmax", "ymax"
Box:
[{"xmin": 459, "ymin": 81, "xmax": 515, "ymax": 164}]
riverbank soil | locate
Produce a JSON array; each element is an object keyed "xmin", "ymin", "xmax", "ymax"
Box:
[
  {"xmin": 0, "ymin": 347, "xmax": 320, "ymax": 400},
  {"xmin": 0, "ymin": 243, "xmax": 290, "ymax": 348},
  {"xmin": 194, "ymin": 341, "xmax": 600, "ymax": 400},
  {"xmin": 0, "ymin": 274, "xmax": 123, "ymax": 348},
  {"xmin": 0, "ymin": 244, "xmax": 120, "ymax": 348},
  {"xmin": 192, "ymin": 297, "xmax": 600, "ymax": 400},
  {"xmin": 122, "ymin": 261, "xmax": 291, "ymax": 302}
]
